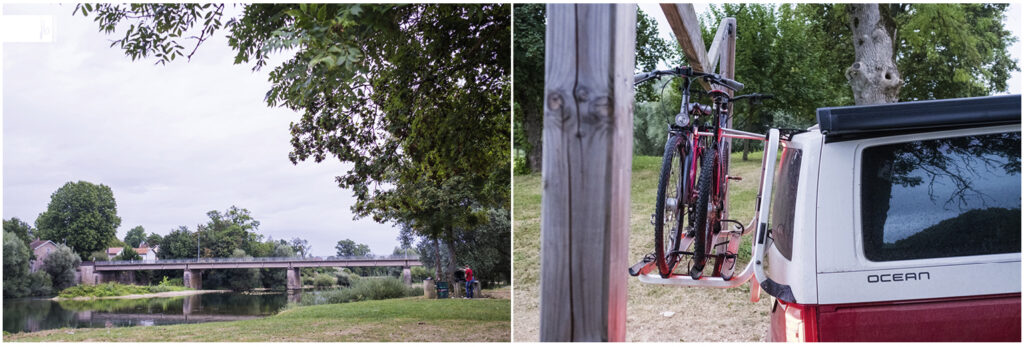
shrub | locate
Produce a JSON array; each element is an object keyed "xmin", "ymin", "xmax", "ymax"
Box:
[
  {"xmin": 410, "ymin": 266, "xmax": 432, "ymax": 282},
  {"xmin": 313, "ymin": 274, "xmax": 337, "ymax": 289},
  {"xmin": 89, "ymin": 250, "xmax": 109, "ymax": 261},
  {"xmin": 58, "ymin": 282, "xmax": 188, "ymax": 298},
  {"xmin": 43, "ymin": 244, "xmax": 81, "ymax": 291},
  {"xmin": 302, "ymin": 275, "xmax": 314, "ymax": 286},
  {"xmin": 513, "ymin": 153, "xmax": 531, "ymax": 175},
  {"xmin": 27, "ymin": 272, "xmax": 53, "ymax": 297},
  {"xmin": 299, "ymin": 277, "xmax": 416, "ymax": 306}
]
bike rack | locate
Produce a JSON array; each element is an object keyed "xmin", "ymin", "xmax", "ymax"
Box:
[{"xmin": 631, "ymin": 127, "xmax": 779, "ymax": 294}]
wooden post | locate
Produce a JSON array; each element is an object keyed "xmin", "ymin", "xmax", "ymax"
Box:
[{"xmin": 540, "ymin": 3, "xmax": 635, "ymax": 342}]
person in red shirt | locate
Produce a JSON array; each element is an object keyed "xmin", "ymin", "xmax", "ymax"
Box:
[{"xmin": 464, "ymin": 266, "xmax": 475, "ymax": 298}]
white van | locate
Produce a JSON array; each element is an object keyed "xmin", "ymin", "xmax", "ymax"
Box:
[{"xmin": 757, "ymin": 94, "xmax": 1021, "ymax": 341}]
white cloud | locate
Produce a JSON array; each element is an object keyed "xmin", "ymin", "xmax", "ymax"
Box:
[{"xmin": 2, "ymin": 4, "xmax": 401, "ymax": 256}]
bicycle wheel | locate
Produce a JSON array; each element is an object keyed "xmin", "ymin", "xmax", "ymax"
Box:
[
  {"xmin": 688, "ymin": 146, "xmax": 716, "ymax": 280},
  {"xmin": 653, "ymin": 135, "xmax": 687, "ymax": 278}
]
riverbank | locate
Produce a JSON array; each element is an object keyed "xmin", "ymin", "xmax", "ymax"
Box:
[
  {"xmin": 54, "ymin": 289, "xmax": 231, "ymax": 301},
  {"xmin": 5, "ymin": 296, "xmax": 511, "ymax": 342}
]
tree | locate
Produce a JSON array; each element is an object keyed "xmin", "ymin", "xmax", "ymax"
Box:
[
  {"xmin": 3, "ymin": 218, "xmax": 36, "ymax": 245},
  {"xmin": 3, "ymin": 231, "xmax": 31, "ymax": 297},
  {"xmin": 845, "ymin": 4, "xmax": 900, "ymax": 104},
  {"xmin": 124, "ymin": 226, "xmax": 146, "ymax": 248},
  {"xmin": 145, "ymin": 232, "xmax": 163, "ymax": 248},
  {"xmin": 158, "ymin": 226, "xmax": 197, "ymax": 260},
  {"xmin": 43, "ymin": 244, "xmax": 81, "ymax": 291},
  {"xmin": 261, "ymin": 243, "xmax": 295, "ymax": 290},
  {"xmin": 80, "ymin": 3, "xmax": 512, "ymax": 290},
  {"xmin": 335, "ymin": 239, "xmax": 371, "ymax": 257},
  {"xmin": 513, "ymin": 5, "xmax": 674, "ymax": 172},
  {"xmin": 798, "ymin": 3, "xmax": 1017, "ymax": 105},
  {"xmin": 35, "ymin": 181, "xmax": 121, "ymax": 258},
  {"xmin": 290, "ymin": 238, "xmax": 310, "ymax": 258},
  {"xmin": 114, "ymin": 246, "xmax": 141, "ymax": 261}
]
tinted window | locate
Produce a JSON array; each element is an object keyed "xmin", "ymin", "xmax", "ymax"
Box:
[
  {"xmin": 770, "ymin": 148, "xmax": 802, "ymax": 261},
  {"xmin": 861, "ymin": 132, "xmax": 1021, "ymax": 261}
]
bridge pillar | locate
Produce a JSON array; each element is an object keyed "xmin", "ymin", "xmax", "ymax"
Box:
[
  {"xmin": 120, "ymin": 270, "xmax": 136, "ymax": 285},
  {"xmin": 183, "ymin": 269, "xmax": 202, "ymax": 289},
  {"xmin": 183, "ymin": 293, "xmax": 200, "ymax": 315},
  {"xmin": 79, "ymin": 264, "xmax": 96, "ymax": 285},
  {"xmin": 402, "ymin": 267, "xmax": 412, "ymax": 287},
  {"xmin": 286, "ymin": 267, "xmax": 302, "ymax": 291}
]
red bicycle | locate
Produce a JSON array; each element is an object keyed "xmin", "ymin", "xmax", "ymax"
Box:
[{"xmin": 629, "ymin": 66, "xmax": 771, "ymax": 280}]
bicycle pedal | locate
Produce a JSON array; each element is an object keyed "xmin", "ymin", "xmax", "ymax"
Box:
[{"xmin": 726, "ymin": 175, "xmax": 742, "ymax": 181}]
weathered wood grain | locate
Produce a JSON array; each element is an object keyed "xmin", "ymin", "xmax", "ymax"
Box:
[
  {"xmin": 660, "ymin": 3, "xmax": 710, "ymax": 89},
  {"xmin": 540, "ymin": 3, "xmax": 636, "ymax": 342}
]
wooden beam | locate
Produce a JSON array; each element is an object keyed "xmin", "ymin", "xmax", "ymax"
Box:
[
  {"xmin": 660, "ymin": 3, "xmax": 710, "ymax": 89},
  {"xmin": 706, "ymin": 18, "xmax": 734, "ymax": 74},
  {"xmin": 540, "ymin": 3, "xmax": 635, "ymax": 342}
]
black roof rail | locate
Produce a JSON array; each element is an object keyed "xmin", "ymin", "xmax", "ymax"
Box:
[{"xmin": 816, "ymin": 94, "xmax": 1021, "ymax": 142}]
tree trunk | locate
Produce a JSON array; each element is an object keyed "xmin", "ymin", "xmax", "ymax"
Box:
[
  {"xmin": 433, "ymin": 237, "xmax": 442, "ymax": 280},
  {"xmin": 522, "ymin": 107, "xmax": 544, "ymax": 172},
  {"xmin": 742, "ymin": 140, "xmax": 749, "ymax": 161},
  {"xmin": 443, "ymin": 228, "xmax": 458, "ymax": 287},
  {"xmin": 846, "ymin": 4, "xmax": 901, "ymax": 105}
]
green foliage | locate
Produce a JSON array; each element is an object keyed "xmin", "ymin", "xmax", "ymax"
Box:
[
  {"xmin": 793, "ymin": 4, "xmax": 1017, "ymax": 102},
  {"xmin": 298, "ymin": 277, "xmax": 418, "ymax": 306},
  {"xmin": 157, "ymin": 226, "xmax": 196, "ymax": 260},
  {"xmin": 58, "ymin": 282, "xmax": 189, "ymax": 299},
  {"xmin": 114, "ymin": 246, "xmax": 142, "ymax": 261},
  {"xmin": 89, "ymin": 250, "xmax": 109, "ymax": 261},
  {"xmin": 290, "ymin": 238, "xmax": 310, "ymax": 258},
  {"xmin": 26, "ymin": 271, "xmax": 53, "ymax": 297},
  {"xmin": 4, "ymin": 231, "xmax": 31, "ymax": 297},
  {"xmin": 35, "ymin": 181, "xmax": 122, "ymax": 258},
  {"xmin": 3, "ymin": 218, "xmax": 36, "ymax": 246},
  {"xmin": 313, "ymin": 273, "xmax": 337, "ymax": 289},
  {"xmin": 409, "ymin": 266, "xmax": 432, "ymax": 282},
  {"xmin": 42, "ymin": 244, "xmax": 81, "ymax": 291},
  {"xmin": 145, "ymin": 232, "xmax": 163, "ymax": 248},
  {"xmin": 513, "ymin": 5, "xmax": 675, "ymax": 173},
  {"xmin": 335, "ymin": 239, "xmax": 371, "ymax": 257},
  {"xmin": 416, "ymin": 208, "xmax": 511, "ymax": 285},
  {"xmin": 79, "ymin": 4, "xmax": 512, "ymax": 292},
  {"xmin": 124, "ymin": 226, "xmax": 146, "ymax": 247},
  {"xmin": 634, "ymin": 4, "xmax": 1018, "ymax": 156}
]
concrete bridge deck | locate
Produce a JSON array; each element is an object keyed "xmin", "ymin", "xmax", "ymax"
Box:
[
  {"xmin": 78, "ymin": 256, "xmax": 422, "ymax": 290},
  {"xmin": 92, "ymin": 256, "xmax": 422, "ymax": 271}
]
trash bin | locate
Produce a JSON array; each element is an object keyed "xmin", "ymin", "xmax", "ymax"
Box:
[{"xmin": 435, "ymin": 281, "xmax": 449, "ymax": 299}]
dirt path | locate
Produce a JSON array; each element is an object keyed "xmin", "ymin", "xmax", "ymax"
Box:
[{"xmin": 54, "ymin": 289, "xmax": 231, "ymax": 301}]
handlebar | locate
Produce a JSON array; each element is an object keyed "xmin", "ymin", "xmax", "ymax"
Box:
[{"xmin": 634, "ymin": 66, "xmax": 744, "ymax": 92}]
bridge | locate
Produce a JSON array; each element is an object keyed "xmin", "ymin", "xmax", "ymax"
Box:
[{"xmin": 78, "ymin": 256, "xmax": 423, "ymax": 291}]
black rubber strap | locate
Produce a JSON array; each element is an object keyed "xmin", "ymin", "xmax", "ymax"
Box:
[{"xmin": 760, "ymin": 277, "xmax": 796, "ymax": 303}]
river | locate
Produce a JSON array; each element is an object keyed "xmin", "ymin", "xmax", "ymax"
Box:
[{"xmin": 3, "ymin": 291, "xmax": 299, "ymax": 333}]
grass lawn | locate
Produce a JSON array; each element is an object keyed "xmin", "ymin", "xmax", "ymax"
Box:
[
  {"xmin": 5, "ymin": 296, "xmax": 510, "ymax": 342},
  {"xmin": 513, "ymin": 150, "xmax": 774, "ymax": 342}
]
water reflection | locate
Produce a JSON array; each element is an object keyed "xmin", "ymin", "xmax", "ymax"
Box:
[{"xmin": 3, "ymin": 292, "xmax": 291, "ymax": 333}]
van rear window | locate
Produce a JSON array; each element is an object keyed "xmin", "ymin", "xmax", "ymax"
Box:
[
  {"xmin": 860, "ymin": 132, "xmax": 1021, "ymax": 261},
  {"xmin": 770, "ymin": 147, "xmax": 801, "ymax": 261}
]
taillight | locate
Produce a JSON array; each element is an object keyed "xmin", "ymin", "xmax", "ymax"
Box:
[{"xmin": 782, "ymin": 301, "xmax": 818, "ymax": 342}]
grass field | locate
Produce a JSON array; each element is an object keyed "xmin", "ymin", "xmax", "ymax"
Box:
[
  {"xmin": 513, "ymin": 150, "xmax": 773, "ymax": 342},
  {"xmin": 5, "ymin": 295, "xmax": 511, "ymax": 342}
]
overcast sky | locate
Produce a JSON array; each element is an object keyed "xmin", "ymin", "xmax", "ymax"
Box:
[{"xmin": 1, "ymin": 4, "xmax": 402, "ymax": 256}]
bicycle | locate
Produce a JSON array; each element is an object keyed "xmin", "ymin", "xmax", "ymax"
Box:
[{"xmin": 629, "ymin": 66, "xmax": 772, "ymax": 280}]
